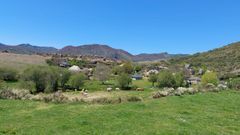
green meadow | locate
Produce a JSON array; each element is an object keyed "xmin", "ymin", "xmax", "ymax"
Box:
[{"xmin": 0, "ymin": 90, "xmax": 239, "ymax": 135}]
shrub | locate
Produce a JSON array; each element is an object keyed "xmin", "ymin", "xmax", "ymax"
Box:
[
  {"xmin": 201, "ymin": 72, "xmax": 218, "ymax": 86},
  {"xmin": 58, "ymin": 69, "xmax": 71, "ymax": 90},
  {"xmin": 19, "ymin": 80, "xmax": 36, "ymax": 94},
  {"xmin": 0, "ymin": 68, "xmax": 18, "ymax": 81},
  {"xmin": 117, "ymin": 73, "xmax": 132, "ymax": 90},
  {"xmin": 174, "ymin": 72, "xmax": 185, "ymax": 87},
  {"xmin": 21, "ymin": 66, "xmax": 61, "ymax": 93},
  {"xmin": 157, "ymin": 70, "xmax": 176, "ymax": 88},
  {"xmin": 228, "ymin": 78, "xmax": 240, "ymax": 90},
  {"xmin": 21, "ymin": 66, "xmax": 48, "ymax": 92},
  {"xmin": 68, "ymin": 73, "xmax": 86, "ymax": 90}
]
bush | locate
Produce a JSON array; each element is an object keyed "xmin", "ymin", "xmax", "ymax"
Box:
[
  {"xmin": 21, "ymin": 66, "xmax": 48, "ymax": 93},
  {"xmin": 228, "ymin": 78, "xmax": 240, "ymax": 90},
  {"xmin": 21, "ymin": 66, "xmax": 61, "ymax": 93},
  {"xmin": 174, "ymin": 72, "xmax": 185, "ymax": 87},
  {"xmin": 157, "ymin": 70, "xmax": 176, "ymax": 88},
  {"xmin": 0, "ymin": 68, "xmax": 18, "ymax": 81},
  {"xmin": 58, "ymin": 69, "xmax": 71, "ymax": 90},
  {"xmin": 201, "ymin": 72, "xmax": 218, "ymax": 86},
  {"xmin": 117, "ymin": 73, "xmax": 132, "ymax": 90},
  {"xmin": 19, "ymin": 80, "xmax": 36, "ymax": 94},
  {"xmin": 68, "ymin": 73, "xmax": 86, "ymax": 90}
]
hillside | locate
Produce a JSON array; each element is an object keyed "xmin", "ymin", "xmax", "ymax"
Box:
[
  {"xmin": 0, "ymin": 53, "xmax": 48, "ymax": 71},
  {"xmin": 58, "ymin": 44, "xmax": 133, "ymax": 60},
  {"xmin": 169, "ymin": 42, "xmax": 240, "ymax": 74}
]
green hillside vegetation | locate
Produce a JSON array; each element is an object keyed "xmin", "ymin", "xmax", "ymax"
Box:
[{"xmin": 169, "ymin": 42, "xmax": 240, "ymax": 77}]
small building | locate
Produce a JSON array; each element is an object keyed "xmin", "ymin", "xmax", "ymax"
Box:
[
  {"xmin": 59, "ymin": 61, "xmax": 70, "ymax": 67},
  {"xmin": 132, "ymin": 74, "xmax": 143, "ymax": 80}
]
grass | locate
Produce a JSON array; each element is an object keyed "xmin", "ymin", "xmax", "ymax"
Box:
[
  {"xmin": 0, "ymin": 53, "xmax": 48, "ymax": 72},
  {"xmin": 0, "ymin": 90, "xmax": 240, "ymax": 134}
]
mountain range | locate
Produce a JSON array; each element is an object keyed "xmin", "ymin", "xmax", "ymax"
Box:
[{"xmin": 0, "ymin": 43, "xmax": 186, "ymax": 62}]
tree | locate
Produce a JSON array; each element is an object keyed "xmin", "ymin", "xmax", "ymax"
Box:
[
  {"xmin": 112, "ymin": 66, "xmax": 123, "ymax": 75},
  {"xmin": 174, "ymin": 72, "xmax": 185, "ymax": 87},
  {"xmin": 68, "ymin": 73, "xmax": 86, "ymax": 90},
  {"xmin": 148, "ymin": 74, "xmax": 158, "ymax": 87},
  {"xmin": 201, "ymin": 71, "xmax": 218, "ymax": 86},
  {"xmin": 94, "ymin": 63, "xmax": 110, "ymax": 84},
  {"xmin": 157, "ymin": 70, "xmax": 176, "ymax": 88},
  {"xmin": 117, "ymin": 73, "xmax": 132, "ymax": 90},
  {"xmin": 122, "ymin": 62, "xmax": 134, "ymax": 74},
  {"xmin": 134, "ymin": 64, "xmax": 142, "ymax": 73}
]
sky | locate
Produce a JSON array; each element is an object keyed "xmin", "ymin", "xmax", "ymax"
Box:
[{"xmin": 0, "ymin": 0, "xmax": 240, "ymax": 55}]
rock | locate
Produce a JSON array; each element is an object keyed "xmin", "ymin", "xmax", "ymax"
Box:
[
  {"xmin": 136, "ymin": 88, "xmax": 144, "ymax": 91},
  {"xmin": 153, "ymin": 91, "xmax": 169, "ymax": 98},
  {"xmin": 107, "ymin": 87, "xmax": 112, "ymax": 92},
  {"xmin": 217, "ymin": 84, "xmax": 228, "ymax": 90}
]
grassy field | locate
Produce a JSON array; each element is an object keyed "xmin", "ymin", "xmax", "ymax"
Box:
[
  {"xmin": 0, "ymin": 53, "xmax": 48, "ymax": 72},
  {"xmin": 0, "ymin": 90, "xmax": 239, "ymax": 135}
]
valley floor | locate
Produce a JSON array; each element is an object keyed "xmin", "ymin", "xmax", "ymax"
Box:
[{"xmin": 0, "ymin": 90, "xmax": 240, "ymax": 135}]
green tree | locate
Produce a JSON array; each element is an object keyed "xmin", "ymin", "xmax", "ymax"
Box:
[
  {"xmin": 174, "ymin": 72, "xmax": 185, "ymax": 87},
  {"xmin": 117, "ymin": 73, "xmax": 132, "ymax": 90},
  {"xmin": 201, "ymin": 71, "xmax": 218, "ymax": 86},
  {"xmin": 134, "ymin": 64, "xmax": 142, "ymax": 73},
  {"xmin": 122, "ymin": 62, "xmax": 134, "ymax": 74},
  {"xmin": 148, "ymin": 74, "xmax": 158, "ymax": 87},
  {"xmin": 157, "ymin": 70, "xmax": 176, "ymax": 88},
  {"xmin": 68, "ymin": 73, "xmax": 86, "ymax": 90}
]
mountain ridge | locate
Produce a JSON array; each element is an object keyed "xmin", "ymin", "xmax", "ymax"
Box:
[{"xmin": 0, "ymin": 43, "xmax": 185, "ymax": 61}]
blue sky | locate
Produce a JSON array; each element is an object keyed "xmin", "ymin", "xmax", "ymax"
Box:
[{"xmin": 0, "ymin": 0, "xmax": 240, "ymax": 54}]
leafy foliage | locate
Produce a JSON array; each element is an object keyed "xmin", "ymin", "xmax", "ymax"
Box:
[
  {"xmin": 68, "ymin": 73, "xmax": 86, "ymax": 90},
  {"xmin": 157, "ymin": 70, "xmax": 176, "ymax": 88},
  {"xmin": 201, "ymin": 72, "xmax": 218, "ymax": 86},
  {"xmin": 228, "ymin": 78, "xmax": 240, "ymax": 90},
  {"xmin": 0, "ymin": 68, "xmax": 18, "ymax": 81},
  {"xmin": 174, "ymin": 72, "xmax": 185, "ymax": 87},
  {"xmin": 148, "ymin": 74, "xmax": 158, "ymax": 87},
  {"xmin": 117, "ymin": 73, "xmax": 132, "ymax": 90}
]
